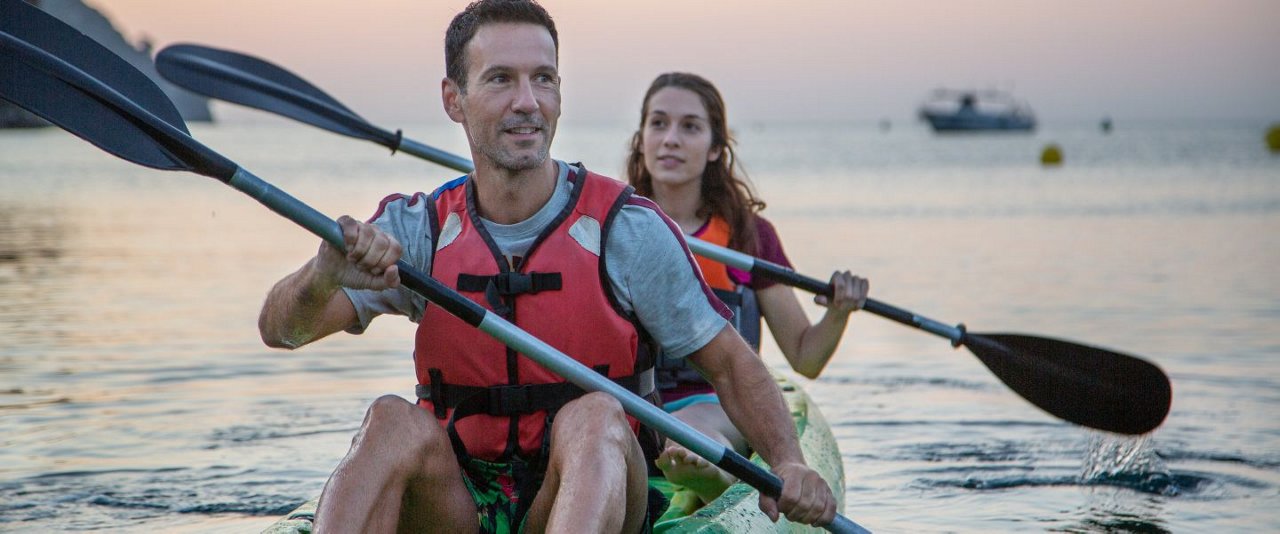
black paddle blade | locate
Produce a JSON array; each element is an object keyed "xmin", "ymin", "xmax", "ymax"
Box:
[
  {"xmin": 962, "ymin": 333, "xmax": 1171, "ymax": 435},
  {"xmin": 0, "ymin": 0, "xmax": 207, "ymax": 172},
  {"xmin": 156, "ymin": 44, "xmax": 393, "ymax": 146}
]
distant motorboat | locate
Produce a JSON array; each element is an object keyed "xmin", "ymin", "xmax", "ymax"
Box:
[{"xmin": 919, "ymin": 89, "xmax": 1036, "ymax": 132}]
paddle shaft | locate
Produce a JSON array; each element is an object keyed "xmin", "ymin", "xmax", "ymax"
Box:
[
  {"xmin": 0, "ymin": 29, "xmax": 866, "ymax": 534},
  {"xmin": 228, "ymin": 167, "xmax": 724, "ymax": 454},
  {"xmin": 229, "ymin": 158, "xmax": 868, "ymax": 534},
  {"xmin": 683, "ymin": 239, "xmax": 966, "ymax": 344},
  {"xmin": 234, "ymin": 151, "xmax": 865, "ymax": 534}
]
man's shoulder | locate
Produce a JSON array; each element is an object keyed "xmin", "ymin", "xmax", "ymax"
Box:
[{"xmin": 369, "ymin": 191, "xmax": 432, "ymax": 223}]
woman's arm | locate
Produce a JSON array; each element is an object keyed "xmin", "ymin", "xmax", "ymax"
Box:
[{"xmin": 757, "ymin": 271, "xmax": 867, "ymax": 378}]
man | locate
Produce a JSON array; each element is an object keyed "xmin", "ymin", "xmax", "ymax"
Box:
[{"xmin": 257, "ymin": 0, "xmax": 837, "ymax": 532}]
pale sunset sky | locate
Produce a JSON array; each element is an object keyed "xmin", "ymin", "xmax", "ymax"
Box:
[{"xmin": 90, "ymin": 0, "xmax": 1278, "ymax": 125}]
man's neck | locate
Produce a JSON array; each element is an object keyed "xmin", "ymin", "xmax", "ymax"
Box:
[{"xmin": 472, "ymin": 159, "xmax": 559, "ymax": 225}]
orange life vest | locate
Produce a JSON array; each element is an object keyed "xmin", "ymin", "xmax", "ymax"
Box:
[
  {"xmin": 692, "ymin": 217, "xmax": 736, "ymax": 291},
  {"xmin": 655, "ymin": 216, "xmax": 762, "ymax": 393},
  {"xmin": 414, "ymin": 167, "xmax": 655, "ymax": 462}
]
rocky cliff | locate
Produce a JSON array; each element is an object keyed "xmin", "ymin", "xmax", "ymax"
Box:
[{"xmin": 1, "ymin": 0, "xmax": 212, "ymax": 127}]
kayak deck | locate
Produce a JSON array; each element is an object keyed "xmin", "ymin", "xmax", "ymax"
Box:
[{"xmin": 262, "ymin": 372, "xmax": 843, "ymax": 533}]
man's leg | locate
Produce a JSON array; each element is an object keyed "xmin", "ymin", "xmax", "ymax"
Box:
[
  {"xmin": 315, "ymin": 395, "xmax": 477, "ymax": 534},
  {"xmin": 522, "ymin": 392, "xmax": 650, "ymax": 534}
]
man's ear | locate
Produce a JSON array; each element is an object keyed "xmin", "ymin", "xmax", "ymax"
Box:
[{"xmin": 442, "ymin": 77, "xmax": 465, "ymax": 123}]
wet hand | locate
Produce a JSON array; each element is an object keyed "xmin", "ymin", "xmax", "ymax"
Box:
[
  {"xmin": 813, "ymin": 271, "xmax": 868, "ymax": 315},
  {"xmin": 758, "ymin": 461, "xmax": 837, "ymax": 527},
  {"xmin": 315, "ymin": 215, "xmax": 402, "ymax": 290}
]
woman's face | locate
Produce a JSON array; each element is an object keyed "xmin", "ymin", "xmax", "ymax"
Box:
[{"xmin": 641, "ymin": 87, "xmax": 720, "ymax": 190}]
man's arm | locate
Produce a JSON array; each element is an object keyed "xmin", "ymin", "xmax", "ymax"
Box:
[
  {"xmin": 258, "ymin": 216, "xmax": 402, "ymax": 349},
  {"xmin": 686, "ymin": 325, "xmax": 838, "ymax": 526}
]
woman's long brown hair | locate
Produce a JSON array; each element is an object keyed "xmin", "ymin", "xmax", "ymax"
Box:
[{"xmin": 625, "ymin": 72, "xmax": 765, "ymax": 255}]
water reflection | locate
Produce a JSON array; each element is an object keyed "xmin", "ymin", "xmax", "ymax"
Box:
[
  {"xmin": 0, "ymin": 201, "xmax": 67, "ymax": 271},
  {"xmin": 1, "ymin": 122, "xmax": 1278, "ymax": 531},
  {"xmin": 0, "ymin": 202, "xmax": 73, "ymax": 390},
  {"xmin": 1068, "ymin": 512, "xmax": 1171, "ymax": 533}
]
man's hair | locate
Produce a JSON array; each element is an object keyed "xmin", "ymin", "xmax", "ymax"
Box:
[{"xmin": 445, "ymin": 0, "xmax": 558, "ymax": 91}]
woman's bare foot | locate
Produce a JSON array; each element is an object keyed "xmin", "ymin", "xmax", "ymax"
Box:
[{"xmin": 655, "ymin": 441, "xmax": 737, "ymax": 505}]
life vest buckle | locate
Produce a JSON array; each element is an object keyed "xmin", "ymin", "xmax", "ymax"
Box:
[
  {"xmin": 487, "ymin": 383, "xmax": 538, "ymax": 417},
  {"xmin": 456, "ymin": 272, "xmax": 563, "ymax": 296},
  {"xmin": 495, "ymin": 272, "xmax": 562, "ymax": 295}
]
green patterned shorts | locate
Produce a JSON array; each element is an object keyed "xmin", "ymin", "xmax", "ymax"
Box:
[
  {"xmin": 461, "ymin": 457, "xmax": 542, "ymax": 534},
  {"xmin": 460, "ymin": 456, "xmax": 663, "ymax": 534}
]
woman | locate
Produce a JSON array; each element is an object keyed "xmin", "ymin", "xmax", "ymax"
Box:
[{"xmin": 625, "ymin": 72, "xmax": 869, "ymax": 504}]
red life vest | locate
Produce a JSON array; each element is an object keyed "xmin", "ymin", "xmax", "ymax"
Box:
[{"xmin": 414, "ymin": 167, "xmax": 655, "ymax": 462}]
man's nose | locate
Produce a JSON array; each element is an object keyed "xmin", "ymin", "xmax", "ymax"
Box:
[{"xmin": 511, "ymin": 79, "xmax": 539, "ymax": 114}]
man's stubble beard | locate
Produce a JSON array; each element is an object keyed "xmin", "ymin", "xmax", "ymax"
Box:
[{"xmin": 473, "ymin": 114, "xmax": 556, "ymax": 172}]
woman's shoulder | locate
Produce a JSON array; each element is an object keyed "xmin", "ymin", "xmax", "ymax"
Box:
[
  {"xmin": 750, "ymin": 213, "xmax": 791, "ymax": 267},
  {"xmin": 751, "ymin": 213, "xmax": 783, "ymax": 242}
]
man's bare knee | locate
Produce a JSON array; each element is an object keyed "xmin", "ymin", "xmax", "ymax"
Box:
[
  {"xmin": 358, "ymin": 395, "xmax": 418, "ymax": 436},
  {"xmin": 554, "ymin": 392, "xmax": 631, "ymax": 447},
  {"xmin": 356, "ymin": 395, "xmax": 452, "ymax": 464}
]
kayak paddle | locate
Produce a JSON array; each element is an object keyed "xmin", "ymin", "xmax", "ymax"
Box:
[
  {"xmin": 153, "ymin": 43, "xmax": 1172, "ymax": 436},
  {"xmin": 684, "ymin": 241, "xmax": 1172, "ymax": 436},
  {"xmin": 155, "ymin": 43, "xmax": 472, "ymax": 171},
  {"xmin": 0, "ymin": 3, "xmax": 867, "ymax": 533}
]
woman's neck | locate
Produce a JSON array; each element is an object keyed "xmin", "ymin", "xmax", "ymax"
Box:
[{"xmin": 652, "ymin": 181, "xmax": 706, "ymax": 234}]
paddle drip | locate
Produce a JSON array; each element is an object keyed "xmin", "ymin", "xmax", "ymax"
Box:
[{"xmin": 1082, "ymin": 434, "xmax": 1180, "ymax": 496}]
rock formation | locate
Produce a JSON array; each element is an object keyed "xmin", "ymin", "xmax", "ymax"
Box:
[{"xmin": 1, "ymin": 0, "xmax": 213, "ymax": 127}]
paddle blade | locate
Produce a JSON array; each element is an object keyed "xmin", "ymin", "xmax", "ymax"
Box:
[
  {"xmin": 156, "ymin": 44, "xmax": 393, "ymax": 146},
  {"xmin": 0, "ymin": 0, "xmax": 210, "ymax": 172},
  {"xmin": 962, "ymin": 333, "xmax": 1171, "ymax": 435}
]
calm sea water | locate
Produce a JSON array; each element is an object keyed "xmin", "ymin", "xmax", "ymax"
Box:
[{"xmin": 2, "ymin": 119, "xmax": 1277, "ymax": 532}]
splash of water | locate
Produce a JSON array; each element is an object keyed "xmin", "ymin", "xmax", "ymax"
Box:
[{"xmin": 1082, "ymin": 434, "xmax": 1181, "ymax": 496}]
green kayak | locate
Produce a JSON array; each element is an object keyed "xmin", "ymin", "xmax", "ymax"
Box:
[{"xmin": 263, "ymin": 372, "xmax": 844, "ymax": 533}]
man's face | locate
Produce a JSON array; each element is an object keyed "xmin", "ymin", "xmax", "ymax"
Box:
[{"xmin": 444, "ymin": 22, "xmax": 560, "ymax": 172}]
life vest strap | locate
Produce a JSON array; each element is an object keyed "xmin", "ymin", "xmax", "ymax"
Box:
[
  {"xmin": 456, "ymin": 272, "xmax": 563, "ymax": 296},
  {"xmin": 417, "ymin": 368, "xmax": 655, "ymax": 417}
]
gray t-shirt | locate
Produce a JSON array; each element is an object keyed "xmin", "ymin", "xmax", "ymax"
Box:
[{"xmin": 343, "ymin": 161, "xmax": 728, "ymax": 360}]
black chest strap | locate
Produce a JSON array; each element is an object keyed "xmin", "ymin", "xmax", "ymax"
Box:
[
  {"xmin": 455, "ymin": 272, "xmax": 564, "ymax": 318},
  {"xmin": 457, "ymin": 272, "xmax": 563, "ymax": 296}
]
